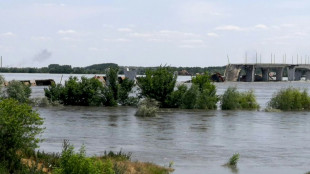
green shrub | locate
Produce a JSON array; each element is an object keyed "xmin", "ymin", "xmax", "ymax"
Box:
[
  {"xmin": 137, "ymin": 66, "xmax": 177, "ymax": 107},
  {"xmin": 0, "ymin": 99, "xmax": 44, "ymax": 172},
  {"xmin": 44, "ymin": 83, "xmax": 63, "ymax": 102},
  {"xmin": 227, "ymin": 153, "xmax": 239, "ymax": 167},
  {"xmin": 268, "ymin": 87, "xmax": 310, "ymax": 111},
  {"xmin": 45, "ymin": 70, "xmax": 135, "ymax": 107},
  {"xmin": 6, "ymin": 80, "xmax": 32, "ymax": 103},
  {"xmin": 45, "ymin": 76, "xmax": 104, "ymax": 106},
  {"xmin": 119, "ymin": 78, "xmax": 137, "ymax": 106},
  {"xmin": 165, "ymin": 84, "xmax": 188, "ymax": 108},
  {"xmin": 106, "ymin": 67, "xmax": 120, "ymax": 101},
  {"xmin": 181, "ymin": 85, "xmax": 199, "ymax": 109},
  {"xmin": 135, "ymin": 98, "xmax": 159, "ymax": 117},
  {"xmin": 221, "ymin": 87, "xmax": 259, "ymax": 110},
  {"xmin": 180, "ymin": 73, "xmax": 219, "ymax": 110},
  {"xmin": 192, "ymin": 73, "xmax": 219, "ymax": 109},
  {"xmin": 54, "ymin": 141, "xmax": 115, "ymax": 174}
]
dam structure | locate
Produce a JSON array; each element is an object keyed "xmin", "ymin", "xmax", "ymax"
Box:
[{"xmin": 224, "ymin": 63, "xmax": 310, "ymax": 82}]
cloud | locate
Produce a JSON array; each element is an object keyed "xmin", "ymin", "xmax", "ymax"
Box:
[
  {"xmin": 117, "ymin": 28, "xmax": 132, "ymax": 32},
  {"xmin": 33, "ymin": 49, "xmax": 52, "ymax": 62},
  {"xmin": 130, "ymin": 30, "xmax": 200, "ymax": 43},
  {"xmin": 215, "ymin": 25, "xmax": 244, "ymax": 31},
  {"xmin": 177, "ymin": 2, "xmax": 229, "ymax": 23},
  {"xmin": 215, "ymin": 24, "xmax": 269, "ymax": 31},
  {"xmin": 88, "ymin": 47, "xmax": 99, "ymax": 51},
  {"xmin": 103, "ymin": 38, "xmax": 130, "ymax": 42},
  {"xmin": 207, "ymin": 32, "xmax": 219, "ymax": 37},
  {"xmin": 31, "ymin": 36, "xmax": 51, "ymax": 41},
  {"xmin": 181, "ymin": 39, "xmax": 204, "ymax": 44},
  {"xmin": 58, "ymin": 29, "xmax": 77, "ymax": 34},
  {"xmin": 1, "ymin": 32, "xmax": 16, "ymax": 37},
  {"xmin": 254, "ymin": 24, "xmax": 268, "ymax": 30}
]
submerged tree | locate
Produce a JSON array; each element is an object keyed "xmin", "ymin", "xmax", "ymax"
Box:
[{"xmin": 137, "ymin": 66, "xmax": 177, "ymax": 107}]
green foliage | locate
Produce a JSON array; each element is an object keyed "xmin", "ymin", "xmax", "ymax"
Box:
[
  {"xmin": 54, "ymin": 141, "xmax": 115, "ymax": 174},
  {"xmin": 221, "ymin": 87, "xmax": 260, "ymax": 110},
  {"xmin": 45, "ymin": 76, "xmax": 104, "ymax": 106},
  {"xmin": 5, "ymin": 80, "xmax": 32, "ymax": 103},
  {"xmin": 268, "ymin": 87, "xmax": 310, "ymax": 111},
  {"xmin": 101, "ymin": 150, "xmax": 132, "ymax": 161},
  {"xmin": 191, "ymin": 73, "xmax": 219, "ymax": 109},
  {"xmin": 137, "ymin": 66, "xmax": 177, "ymax": 107},
  {"xmin": 135, "ymin": 98, "xmax": 159, "ymax": 117},
  {"xmin": 227, "ymin": 153, "xmax": 239, "ymax": 167},
  {"xmin": 181, "ymin": 85, "xmax": 199, "ymax": 109},
  {"xmin": 44, "ymin": 84, "xmax": 63, "ymax": 102},
  {"xmin": 45, "ymin": 69, "xmax": 134, "ymax": 106},
  {"xmin": 119, "ymin": 78, "xmax": 138, "ymax": 106},
  {"xmin": 106, "ymin": 68, "xmax": 120, "ymax": 101},
  {"xmin": 62, "ymin": 76, "xmax": 103, "ymax": 106},
  {"xmin": 178, "ymin": 73, "xmax": 219, "ymax": 109},
  {"xmin": 165, "ymin": 84, "xmax": 188, "ymax": 108},
  {"xmin": 0, "ymin": 99, "xmax": 44, "ymax": 172}
]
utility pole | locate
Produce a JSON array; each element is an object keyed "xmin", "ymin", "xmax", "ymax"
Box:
[
  {"xmin": 227, "ymin": 54, "xmax": 230, "ymax": 64},
  {"xmin": 0, "ymin": 56, "xmax": 2, "ymax": 68}
]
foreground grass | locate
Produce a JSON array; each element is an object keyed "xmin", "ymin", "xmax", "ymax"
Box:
[{"xmin": 17, "ymin": 143, "xmax": 173, "ymax": 174}]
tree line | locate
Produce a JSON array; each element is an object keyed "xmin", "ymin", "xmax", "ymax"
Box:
[{"xmin": 0, "ymin": 63, "xmax": 226, "ymax": 75}]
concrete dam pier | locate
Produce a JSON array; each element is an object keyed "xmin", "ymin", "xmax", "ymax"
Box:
[{"xmin": 224, "ymin": 63, "xmax": 310, "ymax": 82}]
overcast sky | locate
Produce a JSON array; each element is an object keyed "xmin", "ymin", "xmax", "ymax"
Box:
[{"xmin": 1, "ymin": 0, "xmax": 310, "ymax": 67}]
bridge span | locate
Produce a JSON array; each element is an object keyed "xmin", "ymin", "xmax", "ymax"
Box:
[{"xmin": 224, "ymin": 63, "xmax": 310, "ymax": 82}]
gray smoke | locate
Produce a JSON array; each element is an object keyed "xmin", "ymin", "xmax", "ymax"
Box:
[{"xmin": 33, "ymin": 49, "xmax": 52, "ymax": 62}]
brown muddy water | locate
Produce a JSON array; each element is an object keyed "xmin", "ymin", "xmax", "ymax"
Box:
[{"xmin": 2, "ymin": 73, "xmax": 310, "ymax": 173}]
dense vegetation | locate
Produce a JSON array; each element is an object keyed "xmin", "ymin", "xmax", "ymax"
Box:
[
  {"xmin": 44, "ymin": 68, "xmax": 136, "ymax": 106},
  {"xmin": 166, "ymin": 73, "xmax": 219, "ymax": 109},
  {"xmin": 268, "ymin": 87, "xmax": 310, "ymax": 111},
  {"xmin": 221, "ymin": 87, "xmax": 259, "ymax": 110},
  {"xmin": 0, "ymin": 99, "xmax": 44, "ymax": 173},
  {"xmin": 137, "ymin": 67, "xmax": 219, "ymax": 110},
  {"xmin": 137, "ymin": 66, "xmax": 177, "ymax": 108}
]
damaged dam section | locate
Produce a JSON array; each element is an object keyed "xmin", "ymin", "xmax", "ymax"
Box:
[{"xmin": 224, "ymin": 63, "xmax": 310, "ymax": 82}]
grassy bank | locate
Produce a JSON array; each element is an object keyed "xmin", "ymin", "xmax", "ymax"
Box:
[{"xmin": 3, "ymin": 141, "xmax": 173, "ymax": 174}]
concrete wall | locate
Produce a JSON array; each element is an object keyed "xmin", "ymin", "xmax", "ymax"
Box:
[{"xmin": 224, "ymin": 64, "xmax": 241, "ymax": 81}]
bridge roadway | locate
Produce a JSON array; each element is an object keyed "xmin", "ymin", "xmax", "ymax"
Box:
[{"xmin": 224, "ymin": 63, "xmax": 310, "ymax": 82}]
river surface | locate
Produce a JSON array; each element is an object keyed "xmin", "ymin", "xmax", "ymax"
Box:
[{"xmin": 2, "ymin": 73, "xmax": 310, "ymax": 174}]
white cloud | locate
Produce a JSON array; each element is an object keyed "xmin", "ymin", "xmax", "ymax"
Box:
[
  {"xmin": 181, "ymin": 39, "xmax": 204, "ymax": 44},
  {"xmin": 117, "ymin": 28, "xmax": 132, "ymax": 32},
  {"xmin": 1, "ymin": 32, "xmax": 15, "ymax": 37},
  {"xmin": 254, "ymin": 24, "xmax": 268, "ymax": 30},
  {"xmin": 130, "ymin": 32, "xmax": 152, "ymax": 38},
  {"xmin": 207, "ymin": 32, "xmax": 219, "ymax": 37},
  {"xmin": 130, "ymin": 30, "xmax": 200, "ymax": 43},
  {"xmin": 115, "ymin": 38, "xmax": 130, "ymax": 42},
  {"xmin": 58, "ymin": 30, "xmax": 77, "ymax": 34},
  {"xmin": 177, "ymin": 2, "xmax": 229, "ymax": 23},
  {"xmin": 31, "ymin": 36, "xmax": 51, "ymax": 41},
  {"xmin": 215, "ymin": 25, "xmax": 244, "ymax": 31},
  {"xmin": 88, "ymin": 47, "xmax": 99, "ymax": 51},
  {"xmin": 103, "ymin": 38, "xmax": 130, "ymax": 42}
]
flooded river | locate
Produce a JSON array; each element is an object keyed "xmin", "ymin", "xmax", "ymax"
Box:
[{"xmin": 2, "ymin": 73, "xmax": 310, "ymax": 173}]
